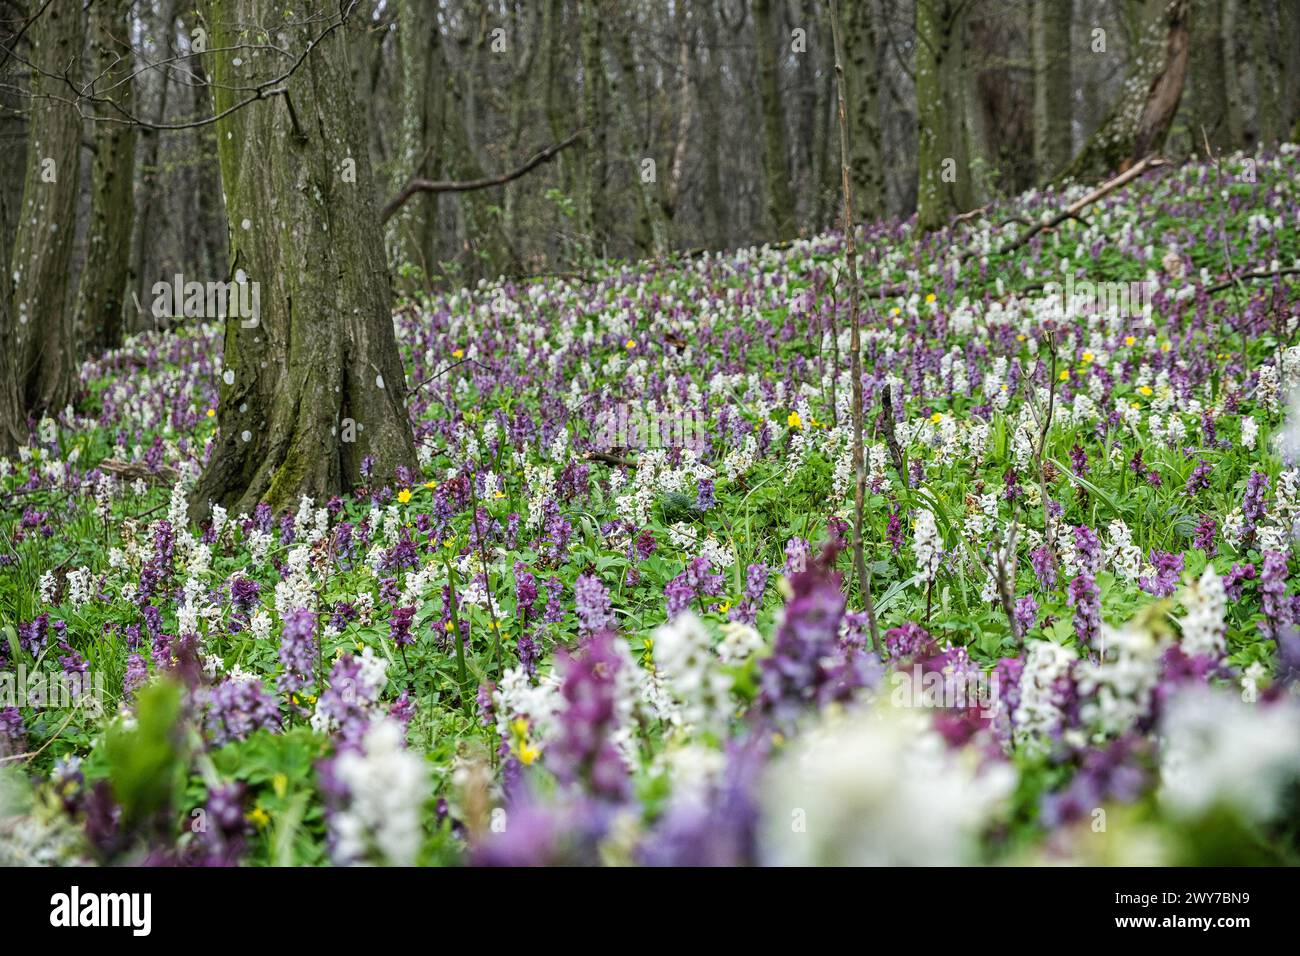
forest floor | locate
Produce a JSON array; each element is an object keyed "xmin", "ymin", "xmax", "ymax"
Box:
[{"xmin": 3, "ymin": 148, "xmax": 1300, "ymax": 865}]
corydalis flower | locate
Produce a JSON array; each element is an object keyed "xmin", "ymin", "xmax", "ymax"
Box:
[
  {"xmin": 913, "ymin": 509, "xmax": 942, "ymax": 582},
  {"xmin": 1067, "ymin": 571, "xmax": 1101, "ymax": 647},
  {"xmin": 324, "ymin": 718, "xmax": 428, "ymax": 866},
  {"xmin": 573, "ymin": 573, "xmax": 613, "ymax": 635},
  {"xmin": 1260, "ymin": 550, "xmax": 1291, "ymax": 641},
  {"xmin": 1179, "ymin": 565, "xmax": 1226, "ymax": 658},
  {"xmin": 547, "ymin": 629, "xmax": 630, "ymax": 800},
  {"xmin": 202, "ymin": 677, "xmax": 281, "ymax": 746},
  {"xmin": 389, "ymin": 606, "xmax": 416, "ymax": 648},
  {"xmin": 277, "ymin": 608, "xmax": 317, "ymax": 696}
]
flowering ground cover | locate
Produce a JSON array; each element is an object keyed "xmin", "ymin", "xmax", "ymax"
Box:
[{"xmin": 3, "ymin": 149, "xmax": 1300, "ymax": 866}]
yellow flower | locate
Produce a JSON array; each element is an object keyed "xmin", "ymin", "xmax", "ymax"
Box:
[
  {"xmin": 717, "ymin": 601, "xmax": 732, "ymax": 615},
  {"xmin": 452, "ymin": 348, "xmax": 464, "ymax": 359},
  {"xmin": 1082, "ymin": 351, "xmax": 1094, "ymax": 363},
  {"xmin": 1059, "ymin": 369, "xmax": 1070, "ymax": 381},
  {"xmin": 444, "ymin": 620, "xmax": 456, "ymax": 632},
  {"xmin": 787, "ymin": 411, "xmax": 803, "ymax": 429},
  {"xmin": 1161, "ymin": 342, "xmax": 1171, "ymax": 352},
  {"xmin": 1124, "ymin": 335, "xmax": 1136, "ymax": 347},
  {"xmin": 930, "ymin": 412, "xmax": 943, "ymax": 424},
  {"xmin": 493, "ymin": 490, "xmax": 506, "ymax": 499},
  {"xmin": 1130, "ymin": 401, "xmax": 1140, "ymax": 408},
  {"xmin": 423, "ymin": 480, "xmax": 437, "ymax": 489},
  {"xmin": 890, "ymin": 307, "xmax": 901, "ymax": 317},
  {"xmin": 206, "ymin": 408, "xmax": 216, "ymax": 418},
  {"xmin": 1138, "ymin": 385, "xmax": 1153, "ymax": 396},
  {"xmin": 510, "ymin": 717, "xmax": 529, "ymax": 737},
  {"xmin": 518, "ymin": 742, "xmax": 541, "ymax": 766},
  {"xmin": 396, "ymin": 489, "xmax": 412, "ymax": 504},
  {"xmin": 1016, "ymin": 334, "xmax": 1026, "ymax": 342},
  {"xmin": 247, "ymin": 807, "xmax": 270, "ymax": 829},
  {"xmin": 925, "ymin": 293, "xmax": 936, "ymax": 304},
  {"xmin": 625, "ymin": 339, "xmax": 637, "ymax": 349}
]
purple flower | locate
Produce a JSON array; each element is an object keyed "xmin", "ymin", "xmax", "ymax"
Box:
[
  {"xmin": 389, "ymin": 606, "xmax": 416, "ymax": 648},
  {"xmin": 1223, "ymin": 561, "xmax": 1256, "ymax": 600},
  {"xmin": 1031, "ymin": 544, "xmax": 1057, "ymax": 592},
  {"xmin": 1068, "ymin": 571, "xmax": 1101, "ymax": 648},
  {"xmin": 728, "ymin": 563, "xmax": 769, "ymax": 625},
  {"xmin": 1073, "ymin": 524, "xmax": 1102, "ymax": 574},
  {"xmin": 202, "ymin": 677, "xmax": 281, "ymax": 746},
  {"xmin": 1013, "ymin": 595, "xmax": 1040, "ymax": 636},
  {"xmin": 1241, "ymin": 470, "xmax": 1270, "ymax": 546},
  {"xmin": 883, "ymin": 621, "xmax": 937, "ymax": 663},
  {"xmin": 514, "ymin": 562, "xmax": 538, "ymax": 622},
  {"xmin": 886, "ymin": 509, "xmax": 904, "ymax": 555},
  {"xmin": 277, "ymin": 608, "xmax": 317, "ymax": 696},
  {"xmin": 543, "ymin": 577, "xmax": 566, "ymax": 625},
  {"xmin": 1139, "ymin": 550, "xmax": 1183, "ymax": 598},
  {"xmin": 1185, "ymin": 459, "xmax": 1212, "ymax": 497},
  {"xmin": 1260, "ymin": 550, "xmax": 1290, "ymax": 640},
  {"xmin": 574, "ymin": 573, "xmax": 613, "ymax": 635},
  {"xmin": 783, "ymin": 537, "xmax": 811, "ymax": 575},
  {"xmin": 1193, "ymin": 515, "xmax": 1218, "ymax": 556},
  {"xmin": 123, "ymin": 654, "xmax": 148, "ymax": 699},
  {"xmin": 547, "ymin": 630, "xmax": 629, "ymax": 801},
  {"xmin": 695, "ymin": 478, "xmax": 716, "ymax": 512},
  {"xmin": 665, "ymin": 556, "xmax": 725, "ymax": 617},
  {"xmin": 0, "ymin": 707, "xmax": 25, "ymax": 758}
]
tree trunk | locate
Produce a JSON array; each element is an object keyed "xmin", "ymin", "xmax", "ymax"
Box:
[
  {"xmin": 754, "ymin": 0, "xmax": 796, "ymax": 238},
  {"xmin": 1061, "ymin": 0, "xmax": 1190, "ymax": 182},
  {"xmin": 7, "ymin": 0, "xmax": 84, "ymax": 425},
  {"xmin": 76, "ymin": 0, "xmax": 137, "ymax": 356},
  {"xmin": 845, "ymin": 0, "xmax": 885, "ymax": 222},
  {"xmin": 1248, "ymin": 0, "xmax": 1279, "ymax": 147},
  {"xmin": 191, "ymin": 0, "xmax": 418, "ymax": 522},
  {"xmin": 607, "ymin": 14, "xmax": 665, "ymax": 256},
  {"xmin": 0, "ymin": 4, "xmax": 27, "ymax": 454},
  {"xmin": 1189, "ymin": 0, "xmax": 1230, "ymax": 152},
  {"xmin": 387, "ymin": 0, "xmax": 440, "ymax": 287},
  {"xmin": 915, "ymin": 0, "xmax": 974, "ymax": 232},
  {"xmin": 579, "ymin": 0, "xmax": 608, "ymax": 253},
  {"xmin": 1032, "ymin": 0, "xmax": 1072, "ymax": 181},
  {"xmin": 697, "ymin": 1, "xmax": 729, "ymax": 248}
]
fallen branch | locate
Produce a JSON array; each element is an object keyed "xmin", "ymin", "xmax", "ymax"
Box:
[
  {"xmin": 1203, "ymin": 267, "xmax": 1300, "ymax": 295},
  {"xmin": 976, "ymin": 155, "xmax": 1169, "ymax": 261},
  {"xmin": 98, "ymin": 458, "xmax": 180, "ymax": 484},
  {"xmin": 380, "ymin": 129, "xmax": 585, "ymax": 224}
]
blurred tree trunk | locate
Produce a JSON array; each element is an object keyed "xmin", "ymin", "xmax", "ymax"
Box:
[
  {"xmin": 753, "ymin": 0, "xmax": 796, "ymax": 237},
  {"xmin": 844, "ymin": 0, "xmax": 884, "ymax": 223},
  {"xmin": 1282, "ymin": 0, "xmax": 1300, "ymax": 141},
  {"xmin": 579, "ymin": 0, "xmax": 608, "ymax": 253},
  {"xmin": 697, "ymin": 1, "xmax": 729, "ymax": 248},
  {"xmin": 1032, "ymin": 0, "xmax": 1071, "ymax": 181},
  {"xmin": 76, "ymin": 0, "xmax": 137, "ymax": 355},
  {"xmin": 0, "ymin": 2, "xmax": 28, "ymax": 454},
  {"xmin": 608, "ymin": 14, "xmax": 665, "ymax": 256},
  {"xmin": 388, "ymin": 0, "xmax": 440, "ymax": 286},
  {"xmin": 1248, "ymin": 0, "xmax": 1279, "ymax": 146},
  {"xmin": 915, "ymin": 0, "xmax": 974, "ymax": 232},
  {"xmin": 130, "ymin": 0, "xmax": 181, "ymax": 334},
  {"xmin": 6, "ymin": 0, "xmax": 84, "ymax": 431},
  {"xmin": 190, "ymin": 0, "xmax": 418, "ymax": 521},
  {"xmin": 1061, "ymin": 0, "xmax": 1189, "ymax": 181},
  {"xmin": 1189, "ymin": 0, "xmax": 1230, "ymax": 152}
]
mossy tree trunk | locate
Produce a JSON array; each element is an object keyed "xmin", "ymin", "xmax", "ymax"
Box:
[
  {"xmin": 1060, "ymin": 0, "xmax": 1189, "ymax": 182},
  {"xmin": 915, "ymin": 0, "xmax": 974, "ymax": 233},
  {"xmin": 387, "ymin": 0, "xmax": 441, "ymax": 288},
  {"xmin": 579, "ymin": 0, "xmax": 608, "ymax": 253},
  {"xmin": 1189, "ymin": 0, "xmax": 1231, "ymax": 152},
  {"xmin": 76, "ymin": 0, "xmax": 137, "ymax": 356},
  {"xmin": 190, "ymin": 0, "xmax": 418, "ymax": 521},
  {"xmin": 845, "ymin": 0, "xmax": 885, "ymax": 223},
  {"xmin": 1032, "ymin": 0, "xmax": 1072, "ymax": 182},
  {"xmin": 754, "ymin": 0, "xmax": 796, "ymax": 238},
  {"xmin": 6, "ymin": 0, "xmax": 84, "ymax": 430}
]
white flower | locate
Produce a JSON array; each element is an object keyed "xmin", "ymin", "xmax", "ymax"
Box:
[
  {"xmin": 1179, "ymin": 565, "xmax": 1226, "ymax": 658},
  {"xmin": 1014, "ymin": 640, "xmax": 1077, "ymax": 755},
  {"xmin": 1159, "ymin": 687, "xmax": 1300, "ymax": 822},
  {"xmin": 759, "ymin": 705, "xmax": 1014, "ymax": 866},
  {"xmin": 912, "ymin": 508, "xmax": 942, "ymax": 582},
  {"xmin": 1076, "ymin": 624, "xmax": 1162, "ymax": 740},
  {"xmin": 717, "ymin": 620, "xmax": 765, "ymax": 664},
  {"xmin": 652, "ymin": 612, "xmax": 731, "ymax": 733},
  {"xmin": 330, "ymin": 719, "xmax": 428, "ymax": 866}
]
